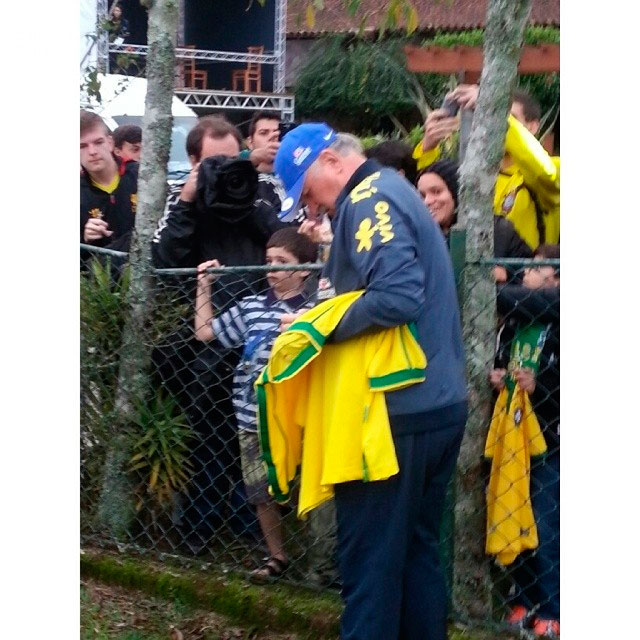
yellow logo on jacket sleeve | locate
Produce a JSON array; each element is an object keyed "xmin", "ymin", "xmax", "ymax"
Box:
[
  {"xmin": 130, "ymin": 193, "xmax": 137, "ymax": 214},
  {"xmin": 355, "ymin": 201, "xmax": 394, "ymax": 252},
  {"xmin": 350, "ymin": 172, "xmax": 381, "ymax": 204},
  {"xmin": 88, "ymin": 208, "xmax": 103, "ymax": 219}
]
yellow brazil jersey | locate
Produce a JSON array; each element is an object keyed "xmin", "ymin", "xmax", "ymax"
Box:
[
  {"xmin": 413, "ymin": 115, "xmax": 560, "ymax": 250},
  {"xmin": 91, "ymin": 173, "xmax": 120, "ymax": 194},
  {"xmin": 255, "ymin": 290, "xmax": 427, "ymax": 518},
  {"xmin": 484, "ymin": 384, "xmax": 548, "ymax": 565}
]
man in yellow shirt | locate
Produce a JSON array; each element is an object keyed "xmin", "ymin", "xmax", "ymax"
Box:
[{"xmin": 413, "ymin": 86, "xmax": 559, "ymax": 250}]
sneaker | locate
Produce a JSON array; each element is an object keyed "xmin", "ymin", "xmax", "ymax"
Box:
[
  {"xmin": 505, "ymin": 605, "xmax": 530, "ymax": 628},
  {"xmin": 532, "ymin": 618, "xmax": 560, "ymax": 638}
]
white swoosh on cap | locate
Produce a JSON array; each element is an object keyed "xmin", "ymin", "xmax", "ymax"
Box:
[{"xmin": 323, "ymin": 132, "xmax": 332, "ymax": 140}]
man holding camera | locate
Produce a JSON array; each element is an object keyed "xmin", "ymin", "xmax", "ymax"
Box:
[
  {"xmin": 151, "ymin": 115, "xmax": 288, "ymax": 554},
  {"xmin": 242, "ymin": 111, "xmax": 305, "ymax": 223},
  {"xmin": 413, "ymin": 85, "xmax": 560, "ymax": 251}
]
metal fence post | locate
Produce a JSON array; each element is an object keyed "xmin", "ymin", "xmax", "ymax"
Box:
[{"xmin": 438, "ymin": 228, "xmax": 468, "ymax": 607}]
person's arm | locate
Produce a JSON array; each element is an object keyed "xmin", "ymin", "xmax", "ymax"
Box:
[
  {"xmin": 151, "ymin": 182, "xmax": 198, "ymax": 268},
  {"xmin": 242, "ymin": 199, "xmax": 290, "ymax": 247},
  {"xmin": 82, "ymin": 217, "xmax": 113, "ymax": 245},
  {"xmin": 331, "ymin": 189, "xmax": 426, "ymax": 343},
  {"xmin": 194, "ymin": 260, "xmax": 221, "ymax": 342},
  {"xmin": 194, "ymin": 265, "xmax": 248, "ymax": 348},
  {"xmin": 493, "ymin": 216, "xmax": 533, "ymax": 260},
  {"xmin": 497, "ymin": 284, "xmax": 560, "ymax": 325},
  {"xmin": 504, "ymin": 115, "xmax": 559, "ymax": 210},
  {"xmin": 493, "ymin": 216, "xmax": 533, "ymax": 283},
  {"xmin": 412, "ymin": 109, "xmax": 457, "ymax": 171}
]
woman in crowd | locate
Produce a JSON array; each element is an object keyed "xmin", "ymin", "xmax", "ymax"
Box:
[{"xmin": 416, "ymin": 159, "xmax": 533, "ymax": 280}]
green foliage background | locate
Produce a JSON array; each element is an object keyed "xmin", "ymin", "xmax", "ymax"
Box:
[
  {"xmin": 295, "ymin": 36, "xmax": 437, "ymax": 132},
  {"xmin": 294, "ymin": 27, "xmax": 559, "ymax": 137},
  {"xmin": 80, "ymin": 260, "xmax": 195, "ymax": 533}
]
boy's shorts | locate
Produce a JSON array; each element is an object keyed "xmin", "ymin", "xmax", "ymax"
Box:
[{"xmin": 239, "ymin": 430, "xmax": 271, "ymax": 506}]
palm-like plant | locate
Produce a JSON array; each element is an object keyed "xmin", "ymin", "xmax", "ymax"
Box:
[{"xmin": 129, "ymin": 390, "xmax": 197, "ymax": 511}]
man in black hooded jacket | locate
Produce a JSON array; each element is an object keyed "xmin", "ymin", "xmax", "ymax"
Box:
[{"xmin": 151, "ymin": 116, "xmax": 288, "ymax": 553}]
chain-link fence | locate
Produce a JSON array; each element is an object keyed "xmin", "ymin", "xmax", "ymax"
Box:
[
  {"xmin": 80, "ymin": 244, "xmax": 559, "ymax": 630},
  {"xmin": 457, "ymin": 255, "xmax": 560, "ymax": 633}
]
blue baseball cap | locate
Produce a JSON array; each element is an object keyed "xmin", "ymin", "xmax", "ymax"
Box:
[{"xmin": 274, "ymin": 122, "xmax": 337, "ymax": 219}]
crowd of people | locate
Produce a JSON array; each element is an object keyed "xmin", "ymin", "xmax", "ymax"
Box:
[{"xmin": 80, "ymin": 84, "xmax": 560, "ymax": 639}]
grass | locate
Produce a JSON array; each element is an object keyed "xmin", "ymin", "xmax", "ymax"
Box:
[
  {"xmin": 81, "ymin": 548, "xmax": 342, "ymax": 639},
  {"xmin": 81, "ymin": 578, "xmax": 301, "ymax": 639},
  {"xmin": 81, "ymin": 548, "xmax": 520, "ymax": 640}
]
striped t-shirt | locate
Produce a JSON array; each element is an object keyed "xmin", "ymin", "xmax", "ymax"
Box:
[{"xmin": 212, "ymin": 289, "xmax": 312, "ymax": 432}]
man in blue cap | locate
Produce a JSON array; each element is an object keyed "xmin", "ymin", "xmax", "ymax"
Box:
[{"xmin": 275, "ymin": 124, "xmax": 468, "ymax": 640}]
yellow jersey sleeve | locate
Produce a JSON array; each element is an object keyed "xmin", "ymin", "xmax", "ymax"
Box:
[
  {"xmin": 504, "ymin": 114, "xmax": 559, "ymax": 212},
  {"xmin": 412, "ymin": 140, "xmax": 441, "ymax": 171}
]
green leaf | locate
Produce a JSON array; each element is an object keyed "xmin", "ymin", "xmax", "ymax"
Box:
[
  {"xmin": 357, "ymin": 13, "xmax": 369, "ymax": 38},
  {"xmin": 149, "ymin": 461, "xmax": 160, "ymax": 489},
  {"xmin": 306, "ymin": 3, "xmax": 315, "ymax": 29},
  {"xmin": 393, "ymin": 0, "xmax": 403, "ymax": 26},
  {"xmin": 407, "ymin": 4, "xmax": 419, "ymax": 35},
  {"xmin": 345, "ymin": 0, "xmax": 360, "ymax": 17}
]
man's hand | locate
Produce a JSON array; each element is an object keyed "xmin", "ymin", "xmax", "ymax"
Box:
[
  {"xmin": 513, "ymin": 367, "xmax": 536, "ymax": 394},
  {"xmin": 298, "ymin": 218, "xmax": 333, "ymax": 245},
  {"xmin": 250, "ymin": 142, "xmax": 280, "ymax": 169},
  {"xmin": 421, "ymin": 109, "xmax": 459, "ymax": 152},
  {"xmin": 280, "ymin": 311, "xmax": 305, "ymax": 333},
  {"xmin": 494, "ymin": 266, "xmax": 508, "ymax": 283},
  {"xmin": 197, "ymin": 259, "xmax": 222, "ymax": 288},
  {"xmin": 489, "ymin": 368, "xmax": 507, "ymax": 390},
  {"xmin": 83, "ymin": 218, "xmax": 113, "ymax": 242},
  {"xmin": 449, "ymin": 84, "xmax": 480, "ymax": 111},
  {"xmin": 180, "ymin": 162, "xmax": 200, "ymax": 203}
]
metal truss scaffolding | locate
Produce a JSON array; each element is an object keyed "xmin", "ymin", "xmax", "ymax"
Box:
[
  {"xmin": 273, "ymin": 0, "xmax": 287, "ymax": 92},
  {"xmin": 96, "ymin": 0, "xmax": 109, "ymax": 73},
  {"xmin": 100, "ymin": 1, "xmax": 292, "ymax": 120},
  {"xmin": 174, "ymin": 89, "xmax": 295, "ymax": 121},
  {"xmin": 108, "ymin": 43, "xmax": 278, "ymax": 65}
]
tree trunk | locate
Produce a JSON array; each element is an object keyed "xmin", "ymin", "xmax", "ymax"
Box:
[
  {"xmin": 98, "ymin": 0, "xmax": 178, "ymax": 538},
  {"xmin": 453, "ymin": 0, "xmax": 532, "ymax": 620}
]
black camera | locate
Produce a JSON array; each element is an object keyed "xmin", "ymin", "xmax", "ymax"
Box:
[
  {"xmin": 440, "ymin": 96, "xmax": 460, "ymax": 118},
  {"xmin": 196, "ymin": 155, "xmax": 259, "ymax": 222},
  {"xmin": 279, "ymin": 121, "xmax": 299, "ymax": 141}
]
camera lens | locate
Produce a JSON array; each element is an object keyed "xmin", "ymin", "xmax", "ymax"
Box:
[{"xmin": 224, "ymin": 168, "xmax": 250, "ymax": 202}]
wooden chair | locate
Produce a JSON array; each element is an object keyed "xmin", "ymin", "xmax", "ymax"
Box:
[
  {"xmin": 181, "ymin": 45, "xmax": 208, "ymax": 89},
  {"xmin": 231, "ymin": 46, "xmax": 264, "ymax": 93}
]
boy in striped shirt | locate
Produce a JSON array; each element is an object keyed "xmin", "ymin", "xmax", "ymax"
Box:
[{"xmin": 194, "ymin": 228, "xmax": 317, "ymax": 581}]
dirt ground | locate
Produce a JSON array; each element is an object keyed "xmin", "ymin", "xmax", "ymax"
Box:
[
  {"xmin": 80, "ymin": 577, "xmax": 518, "ymax": 640},
  {"xmin": 81, "ymin": 578, "xmax": 306, "ymax": 640}
]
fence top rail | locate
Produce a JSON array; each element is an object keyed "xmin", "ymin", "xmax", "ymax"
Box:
[
  {"xmin": 470, "ymin": 258, "xmax": 560, "ymax": 267},
  {"xmin": 80, "ymin": 245, "xmax": 324, "ymax": 275},
  {"xmin": 155, "ymin": 264, "xmax": 324, "ymax": 275},
  {"xmin": 80, "ymin": 243, "xmax": 129, "ymax": 258},
  {"xmin": 81, "ymin": 245, "xmax": 559, "ymax": 270}
]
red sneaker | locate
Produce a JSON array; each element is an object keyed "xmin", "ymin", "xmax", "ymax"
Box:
[
  {"xmin": 505, "ymin": 605, "xmax": 530, "ymax": 628},
  {"xmin": 532, "ymin": 617, "xmax": 560, "ymax": 638}
]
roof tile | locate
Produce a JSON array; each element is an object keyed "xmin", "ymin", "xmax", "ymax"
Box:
[{"xmin": 287, "ymin": 0, "xmax": 559, "ymax": 36}]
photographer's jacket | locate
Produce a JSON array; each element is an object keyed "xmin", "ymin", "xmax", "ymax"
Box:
[
  {"xmin": 80, "ymin": 158, "xmax": 138, "ymax": 252},
  {"xmin": 152, "ymin": 175, "xmax": 288, "ymax": 311},
  {"xmin": 323, "ymin": 160, "xmax": 467, "ymax": 430}
]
